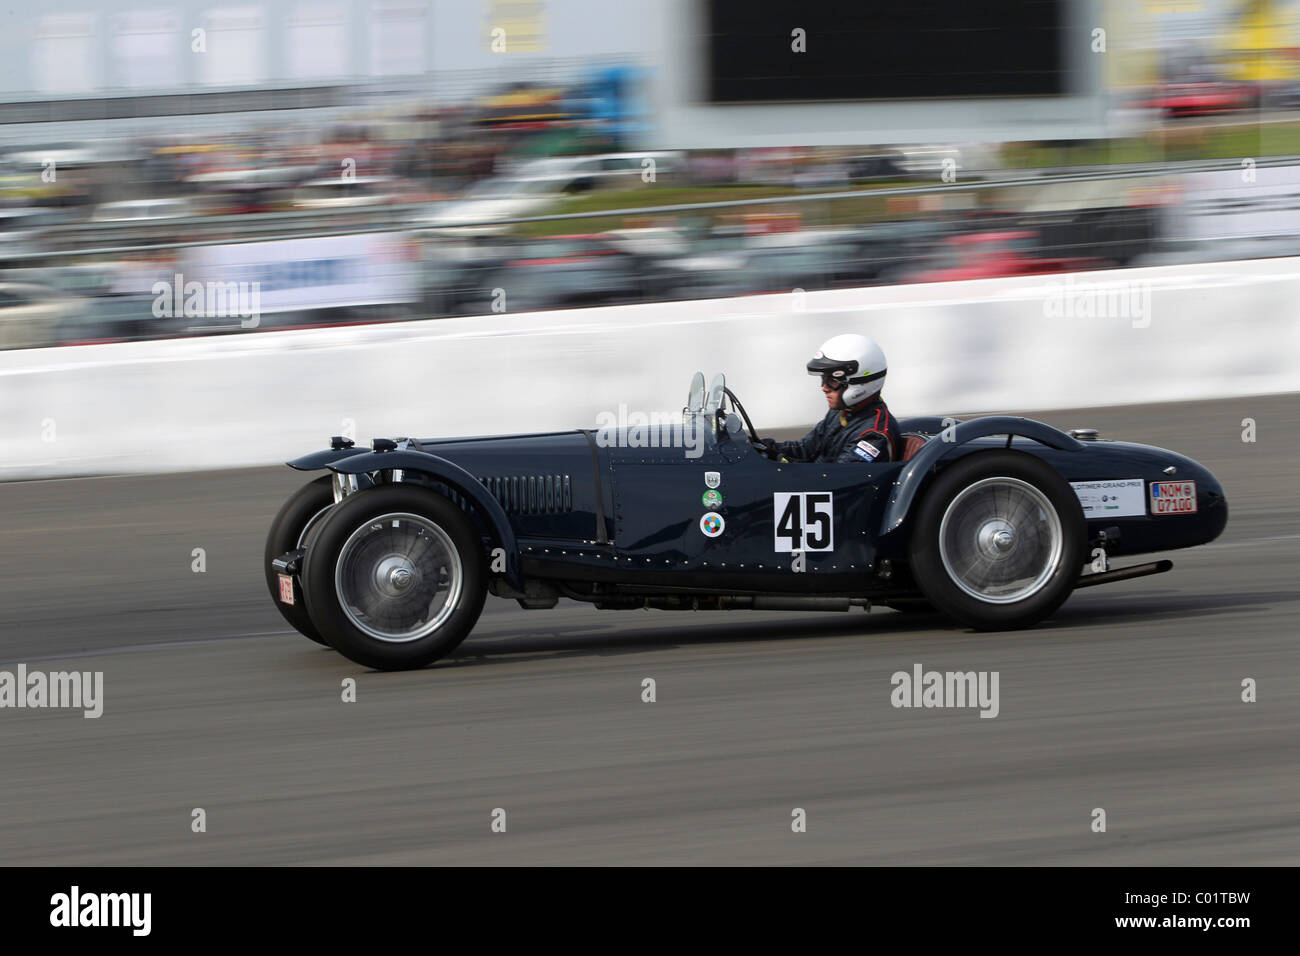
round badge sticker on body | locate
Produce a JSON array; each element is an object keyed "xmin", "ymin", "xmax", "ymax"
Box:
[
  {"xmin": 702, "ymin": 489, "xmax": 722, "ymax": 509},
  {"xmin": 699, "ymin": 513, "xmax": 725, "ymax": 537}
]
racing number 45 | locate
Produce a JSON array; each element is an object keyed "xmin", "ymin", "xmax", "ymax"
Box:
[{"xmin": 774, "ymin": 492, "xmax": 834, "ymax": 552}]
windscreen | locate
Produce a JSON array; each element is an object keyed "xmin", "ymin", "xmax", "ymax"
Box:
[
  {"xmin": 705, "ymin": 373, "xmax": 726, "ymax": 414},
  {"xmin": 686, "ymin": 371, "xmax": 705, "ymax": 414}
]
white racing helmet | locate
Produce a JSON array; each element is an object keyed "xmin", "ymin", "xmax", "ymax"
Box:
[{"xmin": 806, "ymin": 334, "xmax": 887, "ymax": 406}]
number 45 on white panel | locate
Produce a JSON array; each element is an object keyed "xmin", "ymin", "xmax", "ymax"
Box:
[{"xmin": 773, "ymin": 492, "xmax": 834, "ymax": 553}]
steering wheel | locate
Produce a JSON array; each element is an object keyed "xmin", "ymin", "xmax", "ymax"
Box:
[{"xmin": 721, "ymin": 386, "xmax": 772, "ymax": 456}]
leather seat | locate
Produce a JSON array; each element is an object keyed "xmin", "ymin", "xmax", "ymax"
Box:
[{"xmin": 900, "ymin": 433, "xmax": 930, "ymax": 462}]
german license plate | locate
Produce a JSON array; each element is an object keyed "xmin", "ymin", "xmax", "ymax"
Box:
[{"xmin": 1149, "ymin": 480, "xmax": 1197, "ymax": 515}]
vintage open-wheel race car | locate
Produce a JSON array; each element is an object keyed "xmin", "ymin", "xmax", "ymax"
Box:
[{"xmin": 265, "ymin": 372, "xmax": 1227, "ymax": 670}]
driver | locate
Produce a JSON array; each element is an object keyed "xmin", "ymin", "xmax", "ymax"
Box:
[{"xmin": 758, "ymin": 334, "xmax": 901, "ymax": 464}]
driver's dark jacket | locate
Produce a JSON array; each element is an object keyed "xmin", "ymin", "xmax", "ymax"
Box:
[{"xmin": 773, "ymin": 396, "xmax": 901, "ymax": 464}]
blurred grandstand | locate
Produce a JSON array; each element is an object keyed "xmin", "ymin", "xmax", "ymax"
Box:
[{"xmin": 2, "ymin": 0, "xmax": 1300, "ymax": 348}]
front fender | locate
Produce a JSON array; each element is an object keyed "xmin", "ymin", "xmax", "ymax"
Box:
[
  {"xmin": 880, "ymin": 417, "xmax": 1085, "ymax": 537},
  {"xmin": 287, "ymin": 447, "xmax": 370, "ymax": 470},
  {"xmin": 327, "ymin": 450, "xmax": 523, "ymax": 590}
]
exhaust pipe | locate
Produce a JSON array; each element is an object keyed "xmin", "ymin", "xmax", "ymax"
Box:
[
  {"xmin": 741, "ymin": 596, "xmax": 868, "ymax": 612},
  {"xmin": 1074, "ymin": 559, "xmax": 1173, "ymax": 589},
  {"xmin": 594, "ymin": 595, "xmax": 870, "ymax": 611}
]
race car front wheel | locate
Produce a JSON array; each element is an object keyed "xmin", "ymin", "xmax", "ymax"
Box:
[
  {"xmin": 301, "ymin": 485, "xmax": 486, "ymax": 670},
  {"xmin": 908, "ymin": 451, "xmax": 1085, "ymax": 630},
  {"xmin": 264, "ymin": 475, "xmax": 336, "ymax": 646}
]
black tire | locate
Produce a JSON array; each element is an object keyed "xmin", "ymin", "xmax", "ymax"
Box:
[
  {"xmin": 907, "ymin": 450, "xmax": 1086, "ymax": 631},
  {"xmin": 264, "ymin": 475, "xmax": 336, "ymax": 646},
  {"xmin": 301, "ymin": 485, "xmax": 487, "ymax": 670}
]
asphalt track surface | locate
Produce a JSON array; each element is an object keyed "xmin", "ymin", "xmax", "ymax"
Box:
[{"xmin": 1, "ymin": 394, "xmax": 1297, "ymax": 865}]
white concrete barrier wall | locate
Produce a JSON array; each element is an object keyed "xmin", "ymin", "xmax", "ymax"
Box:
[{"xmin": 3, "ymin": 258, "xmax": 1299, "ymax": 480}]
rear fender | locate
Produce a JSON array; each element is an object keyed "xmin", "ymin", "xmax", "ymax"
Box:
[{"xmin": 880, "ymin": 417, "xmax": 1085, "ymax": 537}]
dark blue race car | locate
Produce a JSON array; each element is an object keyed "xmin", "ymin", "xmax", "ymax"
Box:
[{"xmin": 265, "ymin": 373, "xmax": 1228, "ymax": 670}]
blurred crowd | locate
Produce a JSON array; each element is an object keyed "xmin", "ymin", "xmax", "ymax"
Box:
[{"xmin": 5, "ymin": 37, "xmax": 1300, "ymax": 349}]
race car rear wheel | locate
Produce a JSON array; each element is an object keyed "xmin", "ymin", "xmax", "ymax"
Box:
[
  {"xmin": 301, "ymin": 485, "xmax": 486, "ymax": 670},
  {"xmin": 264, "ymin": 475, "xmax": 335, "ymax": 646},
  {"xmin": 908, "ymin": 451, "xmax": 1085, "ymax": 630}
]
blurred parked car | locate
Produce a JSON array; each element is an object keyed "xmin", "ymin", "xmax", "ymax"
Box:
[
  {"xmin": 417, "ymin": 176, "xmax": 570, "ymax": 236},
  {"xmin": 290, "ymin": 176, "xmax": 404, "ymax": 210},
  {"xmin": 649, "ymin": 224, "xmax": 952, "ymax": 299},
  {"xmin": 845, "ymin": 151, "xmax": 908, "ymax": 181},
  {"xmin": 469, "ymin": 234, "xmax": 649, "ymax": 313},
  {"xmin": 422, "ymin": 152, "xmax": 684, "ymax": 236},
  {"xmin": 0, "ymin": 282, "xmax": 83, "ymax": 350},
  {"xmin": 598, "ymin": 226, "xmax": 692, "ymax": 258},
  {"xmin": 417, "ymin": 238, "xmax": 511, "ymax": 314},
  {"xmin": 90, "ymin": 197, "xmax": 207, "ymax": 222},
  {"xmin": 899, "ymin": 231, "xmax": 1112, "ymax": 283},
  {"xmin": 1142, "ymin": 74, "xmax": 1254, "ymax": 119},
  {"xmin": 502, "ymin": 152, "xmax": 683, "ymax": 191},
  {"xmin": 51, "ymin": 294, "xmax": 162, "ymax": 345},
  {"xmin": 733, "ymin": 230, "xmax": 865, "ymax": 293},
  {"xmin": 833, "ymin": 221, "xmax": 955, "ymax": 283},
  {"xmin": 0, "ymin": 207, "xmax": 64, "ymax": 263},
  {"xmin": 184, "ymin": 165, "xmax": 318, "ymax": 214},
  {"xmin": 1133, "ymin": 235, "xmax": 1300, "ymax": 267}
]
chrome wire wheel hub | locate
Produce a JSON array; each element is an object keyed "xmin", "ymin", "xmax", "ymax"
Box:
[
  {"xmin": 978, "ymin": 519, "xmax": 1015, "ymax": 556},
  {"xmin": 334, "ymin": 512, "xmax": 462, "ymax": 642},
  {"xmin": 938, "ymin": 477, "xmax": 1062, "ymax": 604},
  {"xmin": 374, "ymin": 555, "xmax": 417, "ymax": 595}
]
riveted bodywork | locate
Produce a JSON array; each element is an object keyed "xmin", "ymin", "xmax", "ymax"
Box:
[
  {"xmin": 266, "ymin": 375, "xmax": 1231, "ymax": 673},
  {"xmin": 279, "ymin": 409, "xmax": 1227, "ymax": 603}
]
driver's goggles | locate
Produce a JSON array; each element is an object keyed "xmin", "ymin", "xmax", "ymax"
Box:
[{"xmin": 817, "ymin": 372, "xmax": 848, "ymax": 389}]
